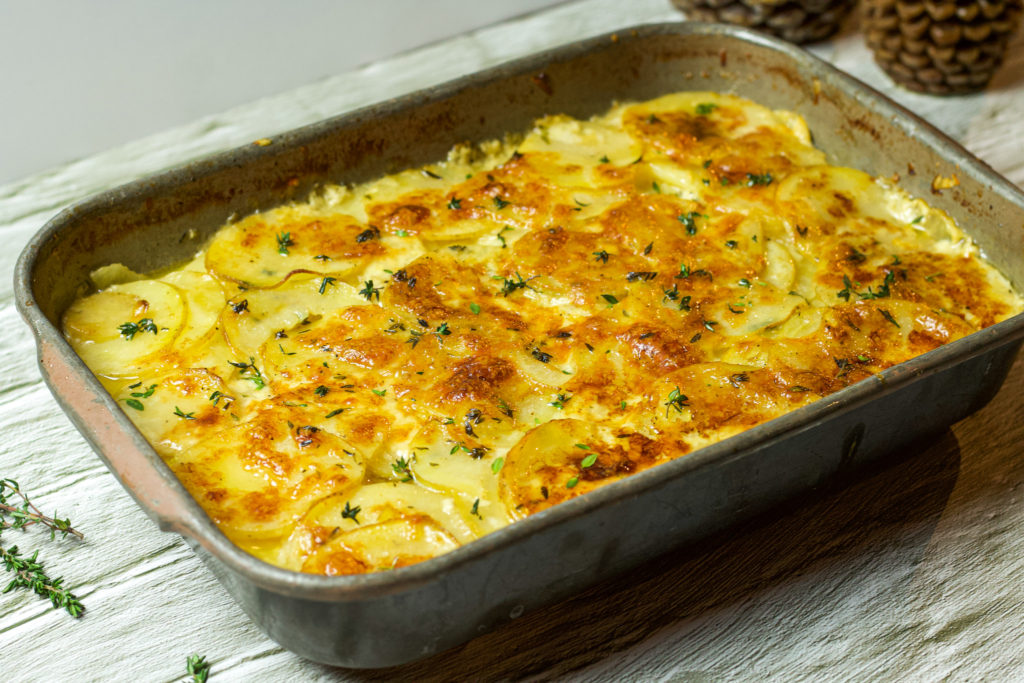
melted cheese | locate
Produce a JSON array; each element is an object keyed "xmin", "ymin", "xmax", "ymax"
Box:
[{"xmin": 62, "ymin": 91, "xmax": 1023, "ymax": 573}]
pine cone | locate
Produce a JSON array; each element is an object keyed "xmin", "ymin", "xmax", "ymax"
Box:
[
  {"xmin": 671, "ymin": 0, "xmax": 857, "ymax": 44},
  {"xmin": 864, "ymin": 0, "xmax": 1023, "ymax": 94}
]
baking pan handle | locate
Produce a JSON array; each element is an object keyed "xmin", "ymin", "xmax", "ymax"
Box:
[{"xmin": 37, "ymin": 337, "xmax": 206, "ymax": 537}]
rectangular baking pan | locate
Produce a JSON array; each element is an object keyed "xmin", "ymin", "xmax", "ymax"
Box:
[{"xmin": 15, "ymin": 22, "xmax": 1024, "ymax": 668}]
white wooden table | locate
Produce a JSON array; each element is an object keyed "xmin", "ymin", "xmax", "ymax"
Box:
[{"xmin": 2, "ymin": 1, "xmax": 1023, "ymax": 680}]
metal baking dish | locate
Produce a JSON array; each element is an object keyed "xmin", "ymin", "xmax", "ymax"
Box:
[{"xmin": 14, "ymin": 22, "xmax": 1024, "ymax": 668}]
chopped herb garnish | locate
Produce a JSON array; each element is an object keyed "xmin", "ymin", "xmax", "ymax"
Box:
[
  {"xmin": 491, "ymin": 457, "xmax": 505, "ymax": 474},
  {"xmin": 745, "ymin": 172, "xmax": 773, "ymax": 187},
  {"xmin": 581, "ymin": 453, "xmax": 598, "ymax": 468},
  {"xmin": 738, "ymin": 278, "xmax": 751, "ymax": 288},
  {"xmin": 359, "ymin": 280, "xmax": 381, "ymax": 301},
  {"xmin": 599, "ymin": 155, "xmax": 610, "ymax": 163},
  {"xmin": 677, "ymin": 211, "xmax": 701, "ymax": 236},
  {"xmin": 911, "ymin": 216, "xmax": 924, "ymax": 225},
  {"xmin": 652, "ymin": 181, "xmax": 661, "ymax": 194},
  {"xmin": 549, "ymin": 393, "xmax": 570, "ymax": 409},
  {"xmin": 123, "ymin": 399, "xmax": 144, "ymax": 411},
  {"xmin": 470, "ymin": 498, "xmax": 482, "ymax": 519},
  {"xmin": 728, "ymin": 373, "xmax": 749, "ymax": 388},
  {"xmin": 118, "ymin": 318, "xmax": 158, "ymax": 340},
  {"xmin": 422, "ymin": 168, "xmax": 441, "ymax": 179},
  {"xmin": 880, "ymin": 309, "xmax": 900, "ymax": 327},
  {"xmin": 355, "ymin": 226, "xmax": 381, "ymax": 243},
  {"xmin": 496, "ymin": 225, "xmax": 513, "ymax": 248},
  {"xmin": 314, "ymin": 254, "xmax": 331, "ymax": 261},
  {"xmin": 566, "ymin": 476, "xmax": 579, "ymax": 489},
  {"xmin": 469, "ymin": 302, "xmax": 481, "ymax": 315},
  {"xmin": 130, "ymin": 384, "xmax": 157, "ymax": 399},
  {"xmin": 228, "ymin": 357, "xmax": 265, "ymax": 389},
  {"xmin": 837, "ymin": 274, "xmax": 857, "ymax": 301},
  {"xmin": 494, "ymin": 196, "xmax": 511, "ymax": 209},
  {"xmin": 464, "ymin": 408, "xmax": 484, "ymax": 437},
  {"xmin": 500, "ymin": 272, "xmax": 531, "ymax": 296},
  {"xmin": 231, "ymin": 299, "xmax": 249, "ymax": 314},
  {"xmin": 276, "ymin": 231, "xmax": 293, "ymax": 255},
  {"xmin": 392, "ymin": 457, "xmax": 413, "ymax": 482},
  {"xmin": 601, "ymin": 294, "xmax": 619, "ymax": 306},
  {"xmin": 341, "ymin": 502, "xmax": 361, "ymax": 523},
  {"xmin": 695, "ymin": 102, "xmax": 718, "ymax": 116},
  {"xmin": 626, "ymin": 271, "xmax": 658, "ymax": 282},
  {"xmin": 447, "ymin": 197, "xmax": 462, "ymax": 210},
  {"xmin": 325, "ymin": 408, "xmax": 345, "ymax": 418},
  {"xmin": 862, "ymin": 270, "xmax": 895, "ymax": 299},
  {"xmin": 703, "ymin": 319, "xmax": 718, "ymax": 331},
  {"xmin": 173, "ymin": 406, "xmax": 195, "ymax": 420},
  {"xmin": 371, "ymin": 388, "xmax": 386, "ymax": 397},
  {"xmin": 593, "ymin": 250, "xmax": 610, "ymax": 263},
  {"xmin": 664, "ymin": 386, "xmax": 689, "ymax": 416},
  {"xmin": 318, "ymin": 276, "xmax": 337, "ymax": 294},
  {"xmin": 531, "ymin": 347, "xmax": 553, "ymax": 363},
  {"xmin": 725, "ymin": 240, "xmax": 738, "ymax": 249},
  {"xmin": 210, "ymin": 390, "xmax": 233, "ymax": 407},
  {"xmin": 314, "ymin": 385, "xmax": 329, "ymax": 397},
  {"xmin": 643, "ymin": 242, "xmax": 653, "ymax": 255}
]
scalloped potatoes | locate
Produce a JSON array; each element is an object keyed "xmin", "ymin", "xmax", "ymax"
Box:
[{"xmin": 62, "ymin": 92, "xmax": 1023, "ymax": 573}]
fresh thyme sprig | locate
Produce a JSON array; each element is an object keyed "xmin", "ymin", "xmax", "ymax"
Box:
[
  {"xmin": 0, "ymin": 479, "xmax": 82, "ymax": 540},
  {"xmin": 0, "ymin": 479, "xmax": 84, "ymax": 617},
  {"xmin": 186, "ymin": 654, "xmax": 211, "ymax": 682}
]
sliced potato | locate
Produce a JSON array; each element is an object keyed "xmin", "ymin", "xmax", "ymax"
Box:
[
  {"xmin": 205, "ymin": 208, "xmax": 385, "ymax": 287},
  {"xmin": 63, "ymin": 280, "xmax": 185, "ymax": 378},
  {"xmin": 168, "ymin": 406, "xmax": 365, "ymax": 541},
  {"xmin": 499, "ymin": 419, "xmax": 661, "ymax": 517},
  {"xmin": 299, "ymin": 517, "xmax": 460, "ymax": 574},
  {"xmin": 221, "ymin": 276, "xmax": 367, "ymax": 357}
]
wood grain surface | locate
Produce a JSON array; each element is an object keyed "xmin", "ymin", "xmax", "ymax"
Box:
[{"xmin": 1, "ymin": 1, "xmax": 1022, "ymax": 680}]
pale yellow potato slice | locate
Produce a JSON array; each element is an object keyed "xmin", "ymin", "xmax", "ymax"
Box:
[
  {"xmin": 114, "ymin": 368, "xmax": 236, "ymax": 455},
  {"xmin": 159, "ymin": 270, "xmax": 226, "ymax": 355},
  {"xmin": 300, "ymin": 518, "xmax": 460, "ymax": 574},
  {"xmin": 499, "ymin": 419, "xmax": 638, "ymax": 517},
  {"xmin": 168, "ymin": 406, "xmax": 365, "ymax": 541},
  {"xmin": 205, "ymin": 208, "xmax": 385, "ymax": 287},
  {"xmin": 221, "ymin": 276, "xmax": 367, "ymax": 357},
  {"xmin": 62, "ymin": 280, "xmax": 185, "ymax": 379},
  {"xmin": 624, "ymin": 91, "xmax": 816, "ymax": 147},
  {"xmin": 296, "ymin": 482, "xmax": 478, "ymax": 544}
]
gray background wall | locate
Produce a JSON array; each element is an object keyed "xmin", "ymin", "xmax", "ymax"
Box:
[{"xmin": 0, "ymin": 1, "xmax": 561, "ymax": 185}]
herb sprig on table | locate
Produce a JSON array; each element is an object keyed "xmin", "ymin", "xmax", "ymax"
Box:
[
  {"xmin": 0, "ymin": 479, "xmax": 84, "ymax": 617},
  {"xmin": 187, "ymin": 654, "xmax": 212, "ymax": 682}
]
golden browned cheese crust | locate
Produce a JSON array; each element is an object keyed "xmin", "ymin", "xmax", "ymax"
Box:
[{"xmin": 62, "ymin": 92, "xmax": 1023, "ymax": 573}]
